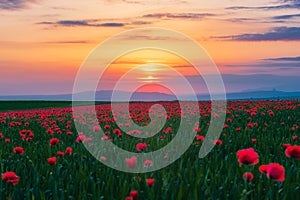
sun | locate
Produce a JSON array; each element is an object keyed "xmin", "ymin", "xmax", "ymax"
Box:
[
  {"xmin": 140, "ymin": 64, "xmax": 162, "ymax": 72},
  {"xmin": 139, "ymin": 75, "xmax": 159, "ymax": 83}
]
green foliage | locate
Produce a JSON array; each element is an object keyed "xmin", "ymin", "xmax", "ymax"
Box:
[{"xmin": 0, "ymin": 100, "xmax": 300, "ymax": 199}]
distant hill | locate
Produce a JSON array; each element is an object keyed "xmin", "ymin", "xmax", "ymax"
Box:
[
  {"xmin": 0, "ymin": 90, "xmax": 299, "ymax": 101},
  {"xmin": 195, "ymin": 90, "xmax": 300, "ymax": 100},
  {"xmin": 0, "ymin": 90, "xmax": 177, "ymax": 101}
]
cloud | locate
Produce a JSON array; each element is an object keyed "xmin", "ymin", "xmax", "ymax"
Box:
[
  {"xmin": 104, "ymin": 0, "xmax": 145, "ymax": 4},
  {"xmin": 37, "ymin": 18, "xmax": 153, "ymax": 28},
  {"xmin": 104, "ymin": 0, "xmax": 187, "ymax": 5},
  {"xmin": 37, "ymin": 21, "xmax": 54, "ymax": 25},
  {"xmin": 130, "ymin": 21, "xmax": 152, "ymax": 25},
  {"xmin": 142, "ymin": 13, "xmax": 214, "ymax": 20},
  {"xmin": 37, "ymin": 20, "xmax": 125, "ymax": 27},
  {"xmin": 42, "ymin": 40, "xmax": 91, "ymax": 44},
  {"xmin": 0, "ymin": 0, "xmax": 40, "ymax": 10},
  {"xmin": 272, "ymin": 13, "xmax": 300, "ymax": 19},
  {"xmin": 264, "ymin": 56, "xmax": 300, "ymax": 61},
  {"xmin": 97, "ymin": 22, "xmax": 124, "ymax": 27},
  {"xmin": 225, "ymin": 18, "xmax": 255, "ymax": 23},
  {"xmin": 227, "ymin": 5, "xmax": 300, "ymax": 10},
  {"xmin": 224, "ymin": 60, "xmax": 300, "ymax": 68},
  {"xmin": 117, "ymin": 34, "xmax": 185, "ymax": 41},
  {"xmin": 58, "ymin": 20, "xmax": 89, "ymax": 26},
  {"xmin": 227, "ymin": 0, "xmax": 300, "ymax": 10},
  {"xmin": 172, "ymin": 65, "xmax": 194, "ymax": 68},
  {"xmin": 214, "ymin": 27, "xmax": 300, "ymax": 41}
]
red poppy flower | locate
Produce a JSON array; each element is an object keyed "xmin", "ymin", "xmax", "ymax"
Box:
[
  {"xmin": 251, "ymin": 138, "xmax": 257, "ymax": 143},
  {"xmin": 76, "ymin": 135, "xmax": 87, "ymax": 142},
  {"xmin": 13, "ymin": 146, "xmax": 24, "ymax": 155},
  {"xmin": 47, "ymin": 157, "xmax": 57, "ymax": 165},
  {"xmin": 2, "ymin": 172, "xmax": 19, "ymax": 185},
  {"xmin": 144, "ymin": 160, "xmax": 153, "ymax": 167},
  {"xmin": 65, "ymin": 147, "xmax": 72, "ymax": 155},
  {"xmin": 66, "ymin": 131, "xmax": 72, "ymax": 135},
  {"xmin": 93, "ymin": 126, "xmax": 101, "ymax": 132},
  {"xmin": 50, "ymin": 138, "xmax": 59, "ymax": 146},
  {"xmin": 293, "ymin": 135, "xmax": 298, "ymax": 141},
  {"xmin": 242, "ymin": 172, "xmax": 254, "ymax": 182},
  {"xmin": 126, "ymin": 156, "xmax": 137, "ymax": 169},
  {"xmin": 136, "ymin": 143, "xmax": 147, "ymax": 151},
  {"xmin": 129, "ymin": 190, "xmax": 138, "ymax": 200},
  {"xmin": 282, "ymin": 143, "xmax": 291, "ymax": 149},
  {"xmin": 100, "ymin": 156, "xmax": 106, "ymax": 161},
  {"xmin": 146, "ymin": 178, "xmax": 155, "ymax": 187},
  {"xmin": 214, "ymin": 139, "xmax": 222, "ymax": 145},
  {"xmin": 267, "ymin": 164, "xmax": 285, "ymax": 182},
  {"xmin": 259, "ymin": 165, "xmax": 268, "ymax": 173},
  {"xmin": 104, "ymin": 124, "xmax": 110, "ymax": 129},
  {"xmin": 125, "ymin": 197, "xmax": 133, "ymax": 200},
  {"xmin": 247, "ymin": 123, "xmax": 253, "ymax": 128},
  {"xmin": 57, "ymin": 151, "xmax": 64, "ymax": 157},
  {"xmin": 113, "ymin": 129, "xmax": 121, "ymax": 135},
  {"xmin": 259, "ymin": 163, "xmax": 285, "ymax": 182},
  {"xmin": 285, "ymin": 145, "xmax": 300, "ymax": 160},
  {"xmin": 195, "ymin": 135, "xmax": 205, "ymax": 141},
  {"xmin": 236, "ymin": 148, "xmax": 259, "ymax": 165},
  {"xmin": 5, "ymin": 138, "xmax": 10, "ymax": 143}
]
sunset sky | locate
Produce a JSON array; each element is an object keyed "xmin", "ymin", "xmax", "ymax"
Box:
[{"xmin": 1, "ymin": 0, "xmax": 300, "ymax": 95}]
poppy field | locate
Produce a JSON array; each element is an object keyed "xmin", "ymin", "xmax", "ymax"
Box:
[{"xmin": 1, "ymin": 100, "xmax": 300, "ymax": 199}]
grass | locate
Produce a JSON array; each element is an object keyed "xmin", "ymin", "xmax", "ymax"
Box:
[{"xmin": 0, "ymin": 100, "xmax": 299, "ymax": 199}]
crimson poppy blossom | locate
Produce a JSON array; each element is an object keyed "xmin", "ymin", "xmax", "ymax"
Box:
[
  {"xmin": 14, "ymin": 146, "xmax": 24, "ymax": 155},
  {"xmin": 146, "ymin": 178, "xmax": 155, "ymax": 187},
  {"xmin": 259, "ymin": 163, "xmax": 285, "ymax": 182},
  {"xmin": 2, "ymin": 172, "xmax": 19, "ymax": 185},
  {"xmin": 50, "ymin": 138, "xmax": 59, "ymax": 146},
  {"xmin": 144, "ymin": 160, "xmax": 153, "ymax": 167},
  {"xmin": 65, "ymin": 147, "xmax": 72, "ymax": 155},
  {"xmin": 100, "ymin": 156, "xmax": 106, "ymax": 161},
  {"xmin": 195, "ymin": 135, "xmax": 204, "ymax": 141},
  {"xmin": 66, "ymin": 131, "xmax": 72, "ymax": 135},
  {"xmin": 236, "ymin": 148, "xmax": 259, "ymax": 165},
  {"xmin": 293, "ymin": 135, "xmax": 298, "ymax": 141},
  {"xmin": 113, "ymin": 129, "xmax": 121, "ymax": 135},
  {"xmin": 129, "ymin": 190, "xmax": 138, "ymax": 200},
  {"xmin": 247, "ymin": 123, "xmax": 253, "ymax": 128},
  {"xmin": 104, "ymin": 124, "xmax": 110, "ymax": 129},
  {"xmin": 285, "ymin": 145, "xmax": 300, "ymax": 160},
  {"xmin": 57, "ymin": 151, "xmax": 64, "ymax": 157},
  {"xmin": 93, "ymin": 126, "xmax": 101, "ymax": 132},
  {"xmin": 267, "ymin": 164, "xmax": 285, "ymax": 182},
  {"xmin": 126, "ymin": 156, "xmax": 137, "ymax": 169},
  {"xmin": 242, "ymin": 172, "xmax": 254, "ymax": 182},
  {"xmin": 214, "ymin": 140, "xmax": 222, "ymax": 145},
  {"xmin": 76, "ymin": 135, "xmax": 86, "ymax": 142},
  {"xmin": 136, "ymin": 143, "xmax": 147, "ymax": 151},
  {"xmin": 48, "ymin": 157, "xmax": 57, "ymax": 165},
  {"xmin": 259, "ymin": 165, "xmax": 268, "ymax": 173}
]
